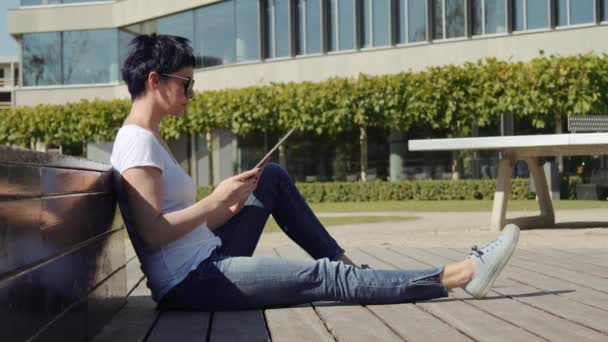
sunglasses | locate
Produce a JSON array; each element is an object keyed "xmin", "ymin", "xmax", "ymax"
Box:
[{"xmin": 161, "ymin": 73, "xmax": 195, "ymax": 96}]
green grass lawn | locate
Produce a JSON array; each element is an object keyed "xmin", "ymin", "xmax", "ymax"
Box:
[
  {"xmin": 309, "ymin": 200, "xmax": 608, "ymax": 212},
  {"xmin": 263, "ymin": 215, "xmax": 418, "ymax": 233}
]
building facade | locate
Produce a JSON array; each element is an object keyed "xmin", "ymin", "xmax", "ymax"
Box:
[
  {"xmin": 6, "ymin": 0, "xmax": 608, "ymax": 184},
  {"xmin": 0, "ymin": 57, "xmax": 18, "ymax": 109}
]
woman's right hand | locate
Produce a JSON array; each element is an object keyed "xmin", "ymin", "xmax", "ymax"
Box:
[{"xmin": 211, "ymin": 168, "xmax": 261, "ymax": 214}]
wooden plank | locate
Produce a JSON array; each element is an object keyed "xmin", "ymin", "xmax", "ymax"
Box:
[
  {"xmin": 91, "ymin": 281, "xmax": 159, "ymax": 342},
  {"xmin": 0, "ymin": 146, "xmax": 111, "ymax": 172},
  {"xmin": 0, "ymin": 230, "xmax": 127, "ymax": 341},
  {"xmin": 206, "ymin": 247, "xmax": 273, "ymax": 342},
  {"xmin": 0, "ymin": 194, "xmax": 118, "ymax": 277},
  {"xmin": 274, "ymin": 245, "xmax": 403, "ymax": 342},
  {"xmin": 547, "ymin": 248, "xmax": 608, "ymax": 268},
  {"xmin": 147, "ymin": 311, "xmax": 210, "ymax": 342},
  {"xmin": 263, "ymin": 245, "xmax": 335, "ymax": 342},
  {"xmin": 343, "ymin": 248, "xmax": 473, "ymax": 342},
  {"xmin": 209, "ymin": 311, "xmax": 270, "ymax": 342},
  {"xmin": 441, "ymin": 247, "xmax": 608, "ymax": 311},
  {"xmin": 504, "ymin": 254, "xmax": 608, "ymax": 293},
  {"xmin": 0, "ymin": 164, "xmax": 40, "ymax": 196},
  {"xmin": 515, "ymin": 248, "xmax": 608, "ymax": 279},
  {"xmin": 421, "ymin": 247, "xmax": 608, "ymax": 335},
  {"xmin": 386, "ymin": 247, "xmax": 608, "ymax": 341},
  {"xmin": 350, "ymin": 247, "xmax": 543, "ymax": 342},
  {"xmin": 41, "ymin": 166, "xmax": 108, "ymax": 195}
]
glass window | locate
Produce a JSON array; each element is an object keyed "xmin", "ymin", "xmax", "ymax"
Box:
[
  {"xmin": 265, "ymin": 0, "xmax": 274, "ymax": 57},
  {"xmin": 235, "ymin": 0, "xmax": 260, "ymax": 62},
  {"xmin": 62, "ymin": 29, "xmax": 118, "ymax": 85},
  {"xmin": 372, "ymin": 0, "xmax": 391, "ymax": 46},
  {"xmin": 398, "ymin": 0, "xmax": 407, "ymax": 43},
  {"xmin": 556, "ymin": 0, "xmax": 568, "ymax": 26},
  {"xmin": 327, "ymin": 0, "xmax": 337, "ymax": 51},
  {"xmin": 21, "ymin": 0, "xmax": 60, "ymax": 5},
  {"xmin": 265, "ymin": 0, "xmax": 291, "ymax": 58},
  {"xmin": 408, "ymin": 0, "xmax": 427, "ymax": 42},
  {"xmin": 158, "ymin": 11, "xmax": 194, "ymax": 41},
  {"xmin": 433, "ymin": 0, "xmax": 444, "ymax": 39},
  {"xmin": 338, "ymin": 0, "xmax": 355, "ymax": 50},
  {"xmin": 513, "ymin": 0, "xmax": 525, "ymax": 31},
  {"xmin": 603, "ymin": 0, "xmax": 608, "ymax": 21},
  {"xmin": 362, "ymin": 0, "xmax": 372, "ymax": 48},
  {"xmin": 472, "ymin": 0, "xmax": 484, "ymax": 35},
  {"xmin": 194, "ymin": 1, "xmax": 236, "ymax": 67},
  {"xmin": 485, "ymin": 0, "xmax": 506, "ymax": 33},
  {"xmin": 297, "ymin": 0, "xmax": 306, "ymax": 54},
  {"xmin": 526, "ymin": 0, "xmax": 549, "ymax": 30},
  {"xmin": 275, "ymin": 0, "xmax": 291, "ymax": 57},
  {"xmin": 445, "ymin": 0, "xmax": 465, "ymax": 38},
  {"xmin": 22, "ymin": 32, "xmax": 62, "ymax": 86},
  {"xmin": 570, "ymin": 0, "xmax": 594, "ymax": 25},
  {"xmin": 21, "ymin": 0, "xmax": 111, "ymax": 4},
  {"xmin": 118, "ymin": 29, "xmax": 137, "ymax": 70},
  {"xmin": 305, "ymin": 0, "xmax": 322, "ymax": 54}
]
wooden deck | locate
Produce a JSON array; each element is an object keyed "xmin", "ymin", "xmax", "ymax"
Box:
[{"xmin": 93, "ymin": 246, "xmax": 608, "ymax": 342}]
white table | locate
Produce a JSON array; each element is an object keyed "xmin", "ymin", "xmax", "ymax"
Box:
[{"xmin": 409, "ymin": 133, "xmax": 608, "ymax": 231}]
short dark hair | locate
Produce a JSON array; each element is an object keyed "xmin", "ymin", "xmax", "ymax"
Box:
[{"xmin": 121, "ymin": 33, "xmax": 196, "ymax": 100}]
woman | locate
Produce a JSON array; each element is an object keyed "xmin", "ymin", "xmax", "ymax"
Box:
[{"xmin": 111, "ymin": 34, "xmax": 519, "ymax": 311}]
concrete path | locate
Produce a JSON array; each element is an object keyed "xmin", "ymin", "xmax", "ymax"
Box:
[{"xmin": 258, "ymin": 209, "xmax": 608, "ymax": 250}]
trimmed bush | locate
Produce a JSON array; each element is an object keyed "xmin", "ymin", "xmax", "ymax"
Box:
[{"xmin": 197, "ymin": 178, "xmax": 535, "ymax": 203}]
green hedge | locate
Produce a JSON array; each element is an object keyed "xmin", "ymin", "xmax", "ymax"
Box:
[
  {"xmin": 2, "ymin": 53, "xmax": 608, "ymax": 146},
  {"xmin": 197, "ymin": 178, "xmax": 536, "ymax": 203}
]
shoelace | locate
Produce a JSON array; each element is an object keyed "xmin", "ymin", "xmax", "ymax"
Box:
[{"xmin": 470, "ymin": 237, "xmax": 504, "ymax": 262}]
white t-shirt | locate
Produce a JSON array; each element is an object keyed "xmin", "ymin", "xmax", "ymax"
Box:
[{"xmin": 110, "ymin": 124, "xmax": 221, "ymax": 302}]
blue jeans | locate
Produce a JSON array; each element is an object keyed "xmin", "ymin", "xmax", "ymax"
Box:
[{"xmin": 159, "ymin": 163, "xmax": 448, "ymax": 311}]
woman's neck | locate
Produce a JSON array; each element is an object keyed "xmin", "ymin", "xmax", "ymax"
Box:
[{"xmin": 125, "ymin": 98, "xmax": 165, "ymax": 134}]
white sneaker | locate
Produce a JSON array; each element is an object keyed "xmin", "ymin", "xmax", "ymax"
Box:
[{"xmin": 464, "ymin": 224, "xmax": 520, "ymax": 299}]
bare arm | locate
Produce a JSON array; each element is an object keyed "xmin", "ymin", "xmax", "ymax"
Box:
[{"xmin": 121, "ymin": 166, "xmax": 260, "ymax": 250}]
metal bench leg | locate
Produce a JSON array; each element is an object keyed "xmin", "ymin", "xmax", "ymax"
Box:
[{"xmin": 490, "ymin": 156, "xmax": 512, "ymax": 231}]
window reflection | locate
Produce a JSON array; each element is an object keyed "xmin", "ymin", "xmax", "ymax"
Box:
[
  {"xmin": 21, "ymin": 0, "xmax": 110, "ymax": 5},
  {"xmin": 473, "ymin": 0, "xmax": 506, "ymax": 35},
  {"xmin": 362, "ymin": 0, "xmax": 371, "ymax": 48},
  {"xmin": 236, "ymin": 0, "xmax": 260, "ymax": 62},
  {"xmin": 556, "ymin": 0, "xmax": 568, "ymax": 26},
  {"xmin": 408, "ymin": 0, "xmax": 427, "ymax": 42},
  {"xmin": 445, "ymin": 0, "xmax": 465, "ymax": 38},
  {"xmin": 296, "ymin": 0, "xmax": 323, "ymax": 54},
  {"xmin": 570, "ymin": 0, "xmax": 594, "ymax": 25},
  {"xmin": 275, "ymin": 0, "xmax": 291, "ymax": 57},
  {"xmin": 603, "ymin": 0, "xmax": 608, "ymax": 21},
  {"xmin": 362, "ymin": 0, "xmax": 392, "ymax": 47},
  {"xmin": 158, "ymin": 11, "xmax": 194, "ymax": 41},
  {"xmin": 194, "ymin": 1, "xmax": 236, "ymax": 67},
  {"xmin": 372, "ymin": 0, "xmax": 391, "ymax": 46},
  {"xmin": 266, "ymin": 0, "xmax": 291, "ymax": 58},
  {"xmin": 22, "ymin": 32, "xmax": 62, "ymax": 86},
  {"xmin": 513, "ymin": 0, "xmax": 525, "ymax": 31},
  {"xmin": 433, "ymin": 0, "xmax": 444, "ymax": 39},
  {"xmin": 63, "ymin": 29, "xmax": 118, "ymax": 84},
  {"xmin": 485, "ymin": 0, "xmax": 506, "ymax": 33},
  {"xmin": 338, "ymin": 0, "xmax": 355, "ymax": 50},
  {"xmin": 526, "ymin": 0, "xmax": 549, "ymax": 30},
  {"xmin": 327, "ymin": 0, "xmax": 337, "ymax": 51}
]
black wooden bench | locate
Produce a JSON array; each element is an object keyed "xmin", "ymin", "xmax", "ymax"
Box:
[{"xmin": 0, "ymin": 146, "xmax": 127, "ymax": 341}]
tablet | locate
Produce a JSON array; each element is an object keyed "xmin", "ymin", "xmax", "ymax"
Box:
[{"xmin": 255, "ymin": 127, "xmax": 296, "ymax": 169}]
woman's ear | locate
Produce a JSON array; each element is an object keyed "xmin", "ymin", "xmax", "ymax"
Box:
[{"xmin": 147, "ymin": 71, "xmax": 160, "ymax": 92}]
